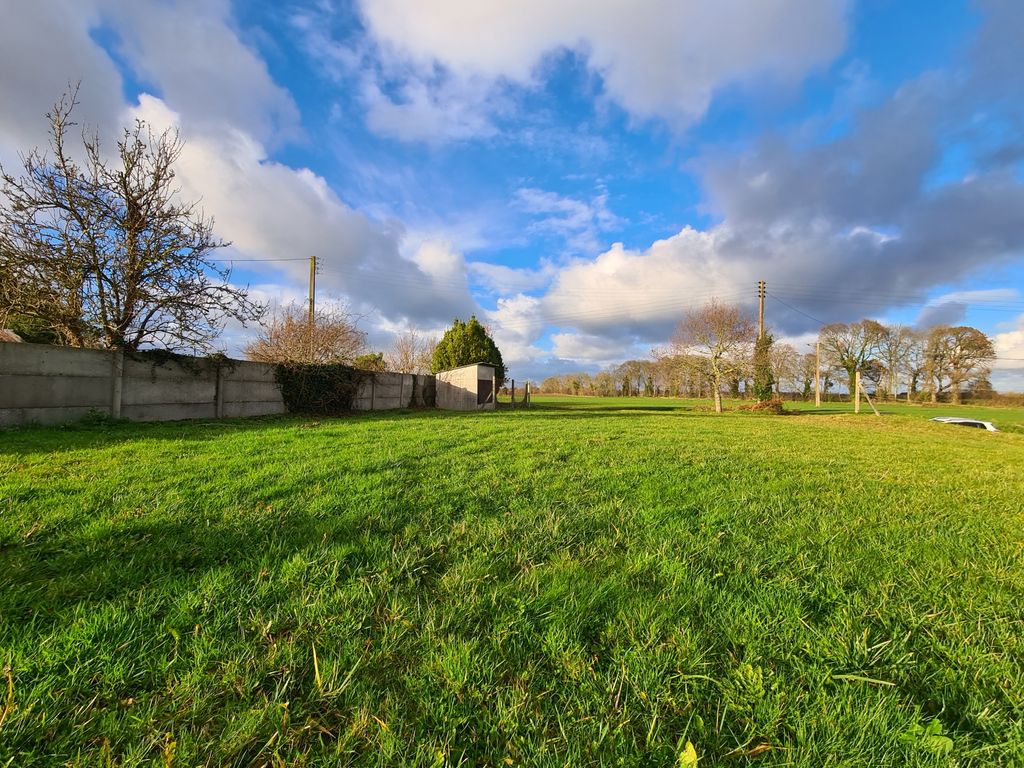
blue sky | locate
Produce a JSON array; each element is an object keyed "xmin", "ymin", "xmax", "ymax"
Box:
[{"xmin": 2, "ymin": 0, "xmax": 1023, "ymax": 386}]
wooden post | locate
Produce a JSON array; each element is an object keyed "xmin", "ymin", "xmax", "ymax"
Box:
[
  {"xmin": 109, "ymin": 349, "xmax": 124, "ymax": 419},
  {"xmin": 854, "ymin": 370, "xmax": 862, "ymax": 414},
  {"xmin": 511, "ymin": 378, "xmax": 515, "ymax": 409},
  {"xmin": 308, "ymin": 255, "xmax": 316, "ymax": 362},
  {"xmin": 814, "ymin": 342, "xmax": 821, "ymax": 407},
  {"xmin": 863, "ymin": 386, "xmax": 881, "ymax": 417},
  {"xmin": 491, "ymin": 376, "xmax": 497, "ymax": 408},
  {"xmin": 757, "ymin": 280, "xmax": 765, "ymax": 339}
]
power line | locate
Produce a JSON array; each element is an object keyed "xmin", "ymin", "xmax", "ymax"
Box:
[
  {"xmin": 208, "ymin": 257, "xmax": 310, "ymax": 262},
  {"xmin": 765, "ymin": 292, "xmax": 828, "ymax": 326}
]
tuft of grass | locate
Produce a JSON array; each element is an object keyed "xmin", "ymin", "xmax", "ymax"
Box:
[{"xmin": 1, "ymin": 398, "xmax": 1023, "ymax": 765}]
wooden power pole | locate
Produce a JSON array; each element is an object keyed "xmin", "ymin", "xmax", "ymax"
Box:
[
  {"xmin": 814, "ymin": 341, "xmax": 821, "ymax": 407},
  {"xmin": 308, "ymin": 255, "xmax": 317, "ymax": 362},
  {"xmin": 757, "ymin": 280, "xmax": 766, "ymax": 339}
]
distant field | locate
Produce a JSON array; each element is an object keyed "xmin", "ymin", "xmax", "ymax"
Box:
[
  {"xmin": 533, "ymin": 394, "xmax": 1024, "ymax": 431},
  {"xmin": 2, "ymin": 400, "xmax": 1023, "ymax": 766}
]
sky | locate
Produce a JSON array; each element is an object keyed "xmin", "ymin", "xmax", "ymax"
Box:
[{"xmin": 2, "ymin": 0, "xmax": 1024, "ymax": 388}]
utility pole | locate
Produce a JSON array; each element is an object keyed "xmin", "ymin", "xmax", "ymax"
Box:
[
  {"xmin": 814, "ymin": 341, "xmax": 821, "ymax": 407},
  {"xmin": 854, "ymin": 370, "xmax": 862, "ymax": 414},
  {"xmin": 757, "ymin": 280, "xmax": 765, "ymax": 339},
  {"xmin": 308, "ymin": 255, "xmax": 317, "ymax": 362}
]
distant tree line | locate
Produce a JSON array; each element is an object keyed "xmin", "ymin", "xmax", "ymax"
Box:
[{"xmin": 539, "ymin": 301, "xmax": 999, "ymax": 408}]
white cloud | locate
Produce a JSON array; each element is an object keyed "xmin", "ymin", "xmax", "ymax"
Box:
[
  {"xmin": 550, "ymin": 332, "xmax": 631, "ymax": 363},
  {"xmin": 540, "ymin": 229, "xmax": 754, "ymax": 337},
  {"xmin": 0, "ymin": 1, "xmax": 124, "ymax": 165},
  {"xmin": 356, "ymin": 0, "xmax": 850, "ymax": 131},
  {"xmin": 993, "ymin": 314, "xmax": 1024, "ymax": 370},
  {"xmin": 362, "ymin": 72, "xmax": 502, "ymax": 144},
  {"xmin": 484, "ymin": 294, "xmax": 547, "ymax": 368},
  {"xmin": 468, "ymin": 261, "xmax": 558, "ymax": 295},
  {"xmin": 515, "ymin": 187, "xmax": 622, "ymax": 254},
  {"xmin": 96, "ymin": 0, "xmax": 301, "ymax": 145}
]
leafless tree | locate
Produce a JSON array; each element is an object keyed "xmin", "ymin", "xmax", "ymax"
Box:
[
  {"xmin": 386, "ymin": 326, "xmax": 436, "ymax": 374},
  {"xmin": 877, "ymin": 324, "xmax": 916, "ymax": 399},
  {"xmin": 818, "ymin": 319, "xmax": 886, "ymax": 393},
  {"xmin": 769, "ymin": 342, "xmax": 800, "ymax": 397},
  {"xmin": 798, "ymin": 351, "xmax": 817, "ymax": 400},
  {"xmin": 924, "ymin": 325, "xmax": 995, "ymax": 404},
  {"xmin": 670, "ymin": 299, "xmax": 755, "ymax": 412},
  {"xmin": 244, "ymin": 301, "xmax": 365, "ymax": 364},
  {"xmin": 0, "ymin": 86, "xmax": 263, "ymax": 351},
  {"xmin": 904, "ymin": 330, "xmax": 928, "ymax": 399}
]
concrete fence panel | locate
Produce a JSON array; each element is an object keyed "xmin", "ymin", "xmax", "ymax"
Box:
[{"xmin": 1, "ymin": 342, "xmax": 447, "ymax": 426}]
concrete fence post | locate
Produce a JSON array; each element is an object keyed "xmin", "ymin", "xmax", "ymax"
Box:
[
  {"xmin": 215, "ymin": 362, "xmax": 225, "ymax": 418},
  {"xmin": 109, "ymin": 349, "xmax": 124, "ymax": 418}
]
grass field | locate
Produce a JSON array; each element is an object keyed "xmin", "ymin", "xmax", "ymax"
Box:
[{"xmin": 2, "ymin": 397, "xmax": 1023, "ymax": 766}]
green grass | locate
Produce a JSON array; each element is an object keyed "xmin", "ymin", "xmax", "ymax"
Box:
[{"xmin": 2, "ymin": 399, "xmax": 1023, "ymax": 766}]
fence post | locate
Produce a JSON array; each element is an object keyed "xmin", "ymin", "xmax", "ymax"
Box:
[
  {"xmin": 511, "ymin": 378, "xmax": 515, "ymax": 409},
  {"xmin": 215, "ymin": 362, "xmax": 225, "ymax": 418},
  {"xmin": 491, "ymin": 376, "xmax": 497, "ymax": 409},
  {"xmin": 109, "ymin": 349, "xmax": 124, "ymax": 418}
]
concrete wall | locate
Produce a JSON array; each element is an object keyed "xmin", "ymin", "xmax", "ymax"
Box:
[
  {"xmin": 351, "ymin": 372, "xmax": 436, "ymax": 411},
  {"xmin": 436, "ymin": 364, "xmax": 495, "ymax": 411},
  {"xmin": 1, "ymin": 342, "xmax": 442, "ymax": 426},
  {"xmin": 0, "ymin": 342, "xmax": 286, "ymax": 427}
]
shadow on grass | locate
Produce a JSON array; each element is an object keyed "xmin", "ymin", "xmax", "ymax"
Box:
[
  {"xmin": 0, "ymin": 410, "xmax": 455, "ymax": 457},
  {"xmin": 0, "ymin": 502, "xmax": 382, "ymax": 635}
]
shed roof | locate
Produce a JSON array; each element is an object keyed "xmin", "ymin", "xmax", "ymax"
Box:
[{"xmin": 437, "ymin": 362, "xmax": 496, "ymax": 373}]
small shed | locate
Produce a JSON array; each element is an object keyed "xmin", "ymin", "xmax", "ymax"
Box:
[{"xmin": 435, "ymin": 362, "xmax": 496, "ymax": 411}]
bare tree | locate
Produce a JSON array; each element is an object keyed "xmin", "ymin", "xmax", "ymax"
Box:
[
  {"xmin": 670, "ymin": 299, "xmax": 755, "ymax": 412},
  {"xmin": 924, "ymin": 325, "xmax": 995, "ymax": 404},
  {"xmin": 818, "ymin": 319, "xmax": 886, "ymax": 394},
  {"xmin": 245, "ymin": 302, "xmax": 365, "ymax": 364},
  {"xmin": 798, "ymin": 351, "xmax": 817, "ymax": 400},
  {"xmin": 904, "ymin": 330, "xmax": 927, "ymax": 400},
  {"xmin": 386, "ymin": 326, "xmax": 436, "ymax": 374},
  {"xmin": 769, "ymin": 342, "xmax": 800, "ymax": 397},
  {"xmin": 0, "ymin": 87, "xmax": 263, "ymax": 351},
  {"xmin": 877, "ymin": 324, "xmax": 916, "ymax": 399}
]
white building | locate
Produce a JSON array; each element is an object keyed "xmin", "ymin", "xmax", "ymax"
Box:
[{"xmin": 435, "ymin": 363, "xmax": 497, "ymax": 411}]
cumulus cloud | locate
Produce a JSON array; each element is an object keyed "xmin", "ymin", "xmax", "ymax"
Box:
[
  {"xmin": 95, "ymin": 0, "xmax": 301, "ymax": 145},
  {"xmin": 550, "ymin": 332, "xmax": 636, "ymax": 364},
  {"xmin": 520, "ymin": 1, "xmax": 1024, "ymax": 370},
  {"xmin": 1, "ymin": 0, "xmax": 483, "ymax": 352},
  {"xmin": 484, "ymin": 294, "xmax": 547, "ymax": 369},
  {"xmin": 991, "ymin": 314, "xmax": 1024, "ymax": 391},
  {"xmin": 355, "ymin": 0, "xmax": 849, "ymax": 135},
  {"xmin": 0, "ymin": 1, "xmax": 124, "ymax": 163}
]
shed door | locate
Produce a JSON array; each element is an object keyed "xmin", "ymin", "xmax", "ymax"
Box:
[{"xmin": 477, "ymin": 379, "xmax": 493, "ymax": 404}]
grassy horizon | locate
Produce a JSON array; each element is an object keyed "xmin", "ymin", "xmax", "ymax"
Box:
[{"xmin": 2, "ymin": 401, "xmax": 1023, "ymax": 765}]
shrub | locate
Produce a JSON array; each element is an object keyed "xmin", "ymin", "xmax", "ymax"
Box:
[{"xmin": 274, "ymin": 363, "xmax": 368, "ymax": 415}]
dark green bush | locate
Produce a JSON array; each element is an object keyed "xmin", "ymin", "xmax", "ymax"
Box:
[{"xmin": 274, "ymin": 363, "xmax": 367, "ymax": 415}]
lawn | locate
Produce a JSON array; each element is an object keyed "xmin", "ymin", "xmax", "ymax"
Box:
[{"xmin": 1, "ymin": 399, "xmax": 1023, "ymax": 766}]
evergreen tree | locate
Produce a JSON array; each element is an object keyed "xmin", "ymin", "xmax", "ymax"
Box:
[
  {"xmin": 753, "ymin": 332, "xmax": 775, "ymax": 402},
  {"xmin": 431, "ymin": 316, "xmax": 506, "ymax": 384}
]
